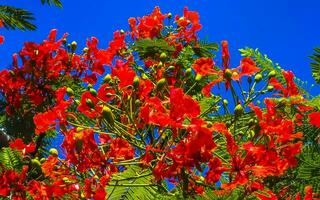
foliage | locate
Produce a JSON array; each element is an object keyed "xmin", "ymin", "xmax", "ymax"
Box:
[{"xmin": 310, "ymin": 47, "xmax": 320, "ymax": 84}]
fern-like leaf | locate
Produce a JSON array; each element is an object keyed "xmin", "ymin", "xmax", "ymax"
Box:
[
  {"xmin": 0, "ymin": 6, "xmax": 36, "ymax": 31},
  {"xmin": 0, "ymin": 147, "xmax": 23, "ymax": 172},
  {"xmin": 40, "ymin": 0, "xmax": 63, "ymax": 8},
  {"xmin": 310, "ymin": 47, "xmax": 320, "ymax": 84}
]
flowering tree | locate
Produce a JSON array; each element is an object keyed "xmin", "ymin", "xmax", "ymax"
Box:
[{"xmin": 0, "ymin": 7, "xmax": 319, "ymax": 200}]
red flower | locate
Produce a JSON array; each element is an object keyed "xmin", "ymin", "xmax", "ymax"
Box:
[
  {"xmin": 308, "ymin": 111, "xmax": 320, "ymax": 128},
  {"xmin": 108, "ymin": 138, "xmax": 134, "ymax": 161},
  {"xmin": 239, "ymin": 58, "xmax": 260, "ymax": 76},
  {"xmin": 192, "ymin": 57, "xmax": 217, "ymax": 76},
  {"xmin": 269, "ymin": 70, "xmax": 299, "ymax": 97},
  {"xmin": 9, "ymin": 139, "xmax": 36, "ymax": 154}
]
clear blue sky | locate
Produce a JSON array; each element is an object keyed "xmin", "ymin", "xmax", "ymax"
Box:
[{"xmin": 1, "ymin": 0, "xmax": 319, "ymax": 94}]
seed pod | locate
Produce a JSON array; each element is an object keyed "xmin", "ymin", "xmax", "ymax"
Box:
[
  {"xmin": 89, "ymin": 88, "xmax": 97, "ymax": 96},
  {"xmin": 66, "ymin": 87, "xmax": 74, "ymax": 96},
  {"xmin": 86, "ymin": 99, "xmax": 95, "ymax": 108},
  {"xmin": 103, "ymin": 74, "xmax": 112, "ymax": 83},
  {"xmin": 224, "ymin": 69, "xmax": 232, "ymax": 80},
  {"xmin": 234, "ymin": 104, "xmax": 244, "ymax": 117},
  {"xmin": 71, "ymin": 41, "xmax": 77, "ymax": 52},
  {"xmin": 49, "ymin": 148, "xmax": 59, "ymax": 157},
  {"xmin": 102, "ymin": 106, "xmax": 114, "ymax": 125},
  {"xmin": 254, "ymin": 74, "xmax": 263, "ymax": 83},
  {"xmin": 268, "ymin": 70, "xmax": 276, "ymax": 78},
  {"xmin": 133, "ymin": 76, "xmax": 140, "ymax": 89},
  {"xmin": 156, "ymin": 78, "xmax": 167, "ymax": 90},
  {"xmin": 160, "ymin": 52, "xmax": 167, "ymax": 62},
  {"xmin": 195, "ymin": 74, "xmax": 202, "ymax": 82},
  {"xmin": 185, "ymin": 68, "xmax": 192, "ymax": 77}
]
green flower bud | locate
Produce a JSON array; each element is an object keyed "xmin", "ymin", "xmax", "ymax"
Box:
[
  {"xmin": 66, "ymin": 87, "xmax": 74, "ymax": 96},
  {"xmin": 103, "ymin": 74, "xmax": 112, "ymax": 83},
  {"xmin": 224, "ymin": 69, "xmax": 232, "ymax": 80},
  {"xmin": 135, "ymin": 99, "xmax": 141, "ymax": 107},
  {"xmin": 185, "ymin": 68, "xmax": 192, "ymax": 77},
  {"xmin": 167, "ymin": 65, "xmax": 175, "ymax": 71},
  {"xmin": 156, "ymin": 78, "xmax": 167, "ymax": 90},
  {"xmin": 267, "ymin": 85, "xmax": 274, "ymax": 91},
  {"xmin": 31, "ymin": 159, "xmax": 41, "ymax": 168},
  {"xmin": 168, "ymin": 13, "xmax": 172, "ymax": 18},
  {"xmin": 254, "ymin": 74, "xmax": 263, "ymax": 83},
  {"xmin": 160, "ymin": 52, "xmax": 167, "ymax": 62},
  {"xmin": 195, "ymin": 74, "xmax": 202, "ymax": 82},
  {"xmin": 102, "ymin": 106, "xmax": 114, "ymax": 125},
  {"xmin": 82, "ymin": 47, "xmax": 89, "ymax": 53},
  {"xmin": 40, "ymin": 158, "xmax": 46, "ymax": 163},
  {"xmin": 234, "ymin": 104, "xmax": 244, "ymax": 117},
  {"xmin": 133, "ymin": 76, "xmax": 140, "ymax": 89},
  {"xmin": 268, "ymin": 70, "xmax": 276, "ymax": 78},
  {"xmin": 89, "ymin": 88, "xmax": 97, "ymax": 96},
  {"xmin": 76, "ymin": 127, "xmax": 84, "ymax": 132},
  {"xmin": 87, "ymin": 84, "xmax": 93, "ymax": 89},
  {"xmin": 141, "ymin": 73, "xmax": 148, "ymax": 80},
  {"xmin": 71, "ymin": 41, "xmax": 77, "ymax": 52},
  {"xmin": 223, "ymin": 99, "xmax": 228, "ymax": 106},
  {"xmin": 86, "ymin": 99, "xmax": 95, "ymax": 108},
  {"xmin": 49, "ymin": 148, "xmax": 59, "ymax": 157}
]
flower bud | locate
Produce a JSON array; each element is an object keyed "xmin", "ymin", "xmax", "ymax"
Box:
[
  {"xmin": 82, "ymin": 47, "xmax": 89, "ymax": 53},
  {"xmin": 133, "ymin": 76, "xmax": 140, "ymax": 89},
  {"xmin": 141, "ymin": 73, "xmax": 148, "ymax": 80},
  {"xmin": 31, "ymin": 159, "xmax": 41, "ymax": 168},
  {"xmin": 223, "ymin": 99, "xmax": 228, "ymax": 106},
  {"xmin": 185, "ymin": 68, "xmax": 192, "ymax": 77},
  {"xmin": 102, "ymin": 106, "xmax": 114, "ymax": 125},
  {"xmin": 195, "ymin": 74, "xmax": 202, "ymax": 82},
  {"xmin": 268, "ymin": 70, "xmax": 276, "ymax": 78},
  {"xmin": 49, "ymin": 148, "xmax": 59, "ymax": 157},
  {"xmin": 86, "ymin": 99, "xmax": 95, "ymax": 108},
  {"xmin": 234, "ymin": 104, "xmax": 244, "ymax": 117},
  {"xmin": 135, "ymin": 99, "xmax": 141, "ymax": 107},
  {"xmin": 267, "ymin": 85, "xmax": 274, "ymax": 91},
  {"xmin": 66, "ymin": 87, "xmax": 74, "ymax": 96},
  {"xmin": 160, "ymin": 52, "xmax": 167, "ymax": 62},
  {"xmin": 224, "ymin": 69, "xmax": 232, "ymax": 80},
  {"xmin": 254, "ymin": 74, "xmax": 263, "ymax": 83},
  {"xmin": 71, "ymin": 41, "xmax": 77, "ymax": 52},
  {"xmin": 167, "ymin": 65, "xmax": 175, "ymax": 71},
  {"xmin": 156, "ymin": 78, "xmax": 166, "ymax": 90},
  {"xmin": 103, "ymin": 74, "xmax": 112, "ymax": 83},
  {"xmin": 89, "ymin": 88, "xmax": 97, "ymax": 96},
  {"xmin": 168, "ymin": 13, "xmax": 172, "ymax": 18}
]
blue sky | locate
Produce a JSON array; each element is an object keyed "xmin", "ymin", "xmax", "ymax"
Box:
[{"xmin": 1, "ymin": 0, "xmax": 319, "ymax": 94}]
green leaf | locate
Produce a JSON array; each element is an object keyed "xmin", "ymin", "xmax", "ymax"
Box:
[
  {"xmin": 0, "ymin": 147, "xmax": 23, "ymax": 172},
  {"xmin": 0, "ymin": 6, "xmax": 36, "ymax": 31},
  {"xmin": 310, "ymin": 47, "xmax": 320, "ymax": 84},
  {"xmin": 107, "ymin": 166, "xmax": 168, "ymax": 200},
  {"xmin": 133, "ymin": 39, "xmax": 175, "ymax": 60},
  {"xmin": 40, "ymin": 0, "xmax": 63, "ymax": 8}
]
